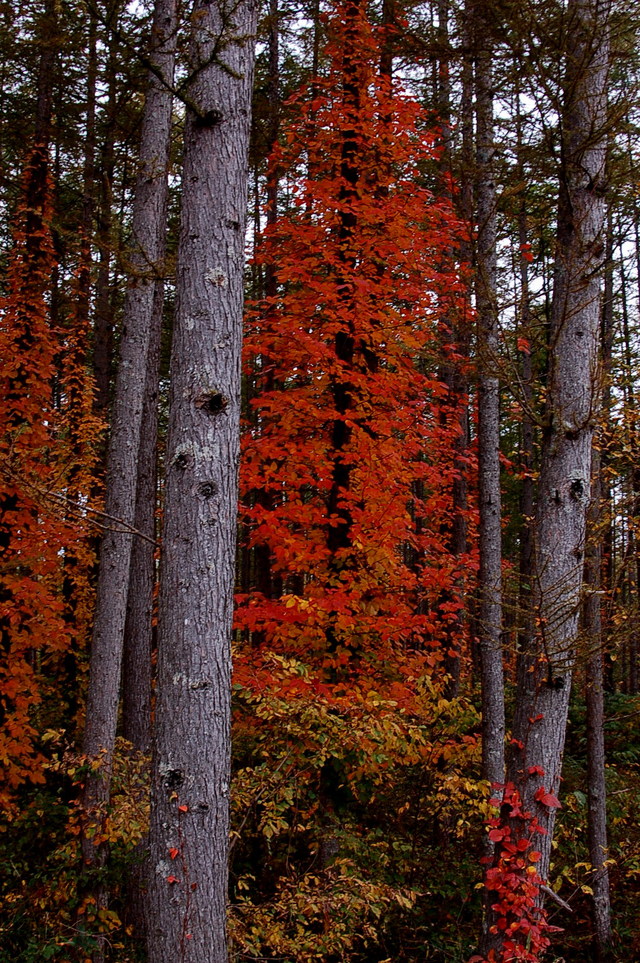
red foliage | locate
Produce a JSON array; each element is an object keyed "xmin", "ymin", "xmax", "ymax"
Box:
[
  {"xmin": 0, "ymin": 147, "xmax": 96, "ymax": 806},
  {"xmin": 472, "ymin": 783, "xmax": 562, "ymax": 963},
  {"xmin": 236, "ymin": 0, "xmax": 472, "ymax": 687}
]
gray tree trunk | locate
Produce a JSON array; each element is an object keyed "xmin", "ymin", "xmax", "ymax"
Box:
[
  {"xmin": 584, "ymin": 448, "xmax": 612, "ymax": 958},
  {"xmin": 482, "ymin": 3, "xmax": 610, "ymax": 954},
  {"xmin": 515, "ymin": 64, "xmax": 535, "ymax": 657},
  {"xmin": 437, "ymin": 0, "xmax": 469, "ymax": 700},
  {"xmin": 121, "ymin": 278, "xmax": 163, "ymax": 753},
  {"xmin": 146, "ymin": 0, "xmax": 257, "ymax": 959},
  {"xmin": 475, "ymin": 11, "xmax": 505, "ymax": 792},
  {"xmin": 484, "ymin": 6, "xmax": 610, "ymax": 957},
  {"xmin": 92, "ymin": 24, "xmax": 118, "ymax": 421},
  {"xmin": 619, "ymin": 235, "xmax": 640, "ymax": 694},
  {"xmin": 81, "ymin": 0, "xmax": 177, "ymax": 916}
]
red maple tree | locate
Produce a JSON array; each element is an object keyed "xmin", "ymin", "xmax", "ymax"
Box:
[
  {"xmin": 236, "ymin": 0, "xmax": 473, "ymax": 692},
  {"xmin": 0, "ymin": 144, "xmax": 96, "ymax": 807}
]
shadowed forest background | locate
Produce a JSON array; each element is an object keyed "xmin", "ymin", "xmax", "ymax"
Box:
[{"xmin": 1, "ymin": 0, "xmax": 639, "ymax": 961}]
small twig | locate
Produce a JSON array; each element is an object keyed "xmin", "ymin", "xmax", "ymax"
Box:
[
  {"xmin": 0, "ymin": 456, "xmax": 158, "ymax": 546},
  {"xmin": 42, "ymin": 489, "xmax": 159, "ymax": 546},
  {"xmin": 540, "ymin": 883, "xmax": 573, "ymax": 913}
]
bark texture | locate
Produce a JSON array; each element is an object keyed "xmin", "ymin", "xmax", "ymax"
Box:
[
  {"xmin": 584, "ymin": 448, "xmax": 612, "ymax": 957},
  {"xmin": 121, "ymin": 279, "xmax": 163, "ymax": 753},
  {"xmin": 475, "ymin": 7, "xmax": 505, "ymax": 791},
  {"xmin": 438, "ymin": 0, "xmax": 469, "ymax": 700},
  {"xmin": 482, "ymin": 5, "xmax": 610, "ymax": 955},
  {"xmin": 146, "ymin": 0, "xmax": 257, "ymax": 959},
  {"xmin": 515, "ymin": 66, "xmax": 535, "ymax": 656},
  {"xmin": 81, "ymin": 0, "xmax": 176, "ymax": 881},
  {"xmin": 495, "ymin": 0, "xmax": 610, "ymax": 925},
  {"xmin": 92, "ymin": 25, "xmax": 118, "ymax": 420}
]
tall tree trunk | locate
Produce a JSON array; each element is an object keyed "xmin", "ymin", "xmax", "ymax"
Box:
[
  {"xmin": 437, "ymin": 0, "xmax": 469, "ymax": 698},
  {"xmin": 146, "ymin": 0, "xmax": 257, "ymax": 958},
  {"xmin": 121, "ymin": 292, "xmax": 162, "ymax": 753},
  {"xmin": 59, "ymin": 6, "xmax": 98, "ymax": 726},
  {"xmin": 475, "ymin": 1, "xmax": 505, "ymax": 791},
  {"xmin": 583, "ymin": 203, "xmax": 615, "ymax": 959},
  {"xmin": 602, "ymin": 212, "xmax": 615, "ymax": 693},
  {"xmin": 618, "ymin": 229, "xmax": 640, "ymax": 694},
  {"xmin": 486, "ymin": 1, "xmax": 610, "ymax": 956},
  {"xmin": 584, "ymin": 447, "xmax": 613, "ymax": 958},
  {"xmin": 80, "ymin": 0, "xmax": 177, "ymax": 954},
  {"xmin": 456, "ymin": 6, "xmax": 478, "ymax": 681},
  {"xmin": 515, "ymin": 63, "xmax": 535, "ymax": 659},
  {"xmin": 120, "ymin": 0, "xmax": 179, "ymax": 751},
  {"xmin": 92, "ymin": 8, "xmax": 119, "ymax": 420}
]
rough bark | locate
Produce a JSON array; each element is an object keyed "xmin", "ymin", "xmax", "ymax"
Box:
[
  {"xmin": 602, "ymin": 213, "xmax": 615, "ymax": 693},
  {"xmin": 584, "ymin": 447, "xmax": 613, "ymax": 958},
  {"xmin": 146, "ymin": 0, "xmax": 256, "ymax": 958},
  {"xmin": 81, "ymin": 0, "xmax": 177, "ymax": 936},
  {"xmin": 487, "ymin": 5, "xmax": 610, "ymax": 955},
  {"xmin": 508, "ymin": 0, "xmax": 608, "ymax": 873},
  {"xmin": 475, "ymin": 5, "xmax": 505, "ymax": 791},
  {"xmin": 619, "ymin": 234, "xmax": 640, "ymax": 694},
  {"xmin": 515, "ymin": 65, "xmax": 535, "ymax": 657},
  {"xmin": 92, "ymin": 22, "xmax": 118, "ymax": 420},
  {"xmin": 121, "ymin": 286, "xmax": 163, "ymax": 753},
  {"xmin": 438, "ymin": 0, "xmax": 469, "ymax": 698},
  {"xmin": 458, "ymin": 13, "xmax": 477, "ymax": 682}
]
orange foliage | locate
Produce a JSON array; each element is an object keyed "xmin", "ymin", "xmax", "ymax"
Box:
[
  {"xmin": 0, "ymin": 147, "xmax": 97, "ymax": 807},
  {"xmin": 236, "ymin": 0, "xmax": 473, "ymax": 693}
]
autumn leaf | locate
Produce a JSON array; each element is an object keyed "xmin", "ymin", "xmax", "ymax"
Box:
[{"xmin": 534, "ymin": 788, "xmax": 561, "ymax": 808}]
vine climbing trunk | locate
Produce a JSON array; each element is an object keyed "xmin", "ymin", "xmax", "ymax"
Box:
[{"xmin": 146, "ymin": 0, "xmax": 257, "ymax": 958}]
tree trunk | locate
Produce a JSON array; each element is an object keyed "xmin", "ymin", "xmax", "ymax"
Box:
[
  {"xmin": 475, "ymin": 3, "xmax": 505, "ymax": 792},
  {"xmin": 515, "ymin": 63, "xmax": 535, "ymax": 659},
  {"xmin": 80, "ymin": 0, "xmax": 177, "ymax": 951},
  {"xmin": 619, "ymin": 231, "xmax": 640, "ymax": 694},
  {"xmin": 584, "ymin": 447, "xmax": 613, "ymax": 958},
  {"xmin": 146, "ymin": 0, "xmax": 257, "ymax": 958},
  {"xmin": 437, "ymin": 0, "xmax": 469, "ymax": 700},
  {"xmin": 92, "ymin": 17, "xmax": 118, "ymax": 420},
  {"xmin": 121, "ymin": 321, "xmax": 162, "ymax": 753},
  {"xmin": 486, "ymin": 1, "xmax": 610, "ymax": 956},
  {"xmin": 602, "ymin": 212, "xmax": 615, "ymax": 694}
]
